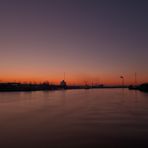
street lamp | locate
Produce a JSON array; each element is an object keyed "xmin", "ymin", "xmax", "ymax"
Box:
[{"xmin": 120, "ymin": 76, "xmax": 124, "ymax": 87}]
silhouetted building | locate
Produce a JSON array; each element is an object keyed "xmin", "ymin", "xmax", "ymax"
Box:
[{"xmin": 60, "ymin": 80, "xmax": 67, "ymax": 88}]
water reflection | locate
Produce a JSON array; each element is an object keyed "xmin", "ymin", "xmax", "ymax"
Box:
[{"xmin": 0, "ymin": 89, "xmax": 148, "ymax": 147}]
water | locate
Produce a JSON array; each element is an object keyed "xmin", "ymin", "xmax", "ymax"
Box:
[{"xmin": 0, "ymin": 89, "xmax": 148, "ymax": 148}]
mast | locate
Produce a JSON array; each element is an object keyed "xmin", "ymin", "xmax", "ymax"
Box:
[
  {"xmin": 134, "ymin": 72, "xmax": 137, "ymax": 86},
  {"xmin": 64, "ymin": 72, "xmax": 65, "ymax": 81}
]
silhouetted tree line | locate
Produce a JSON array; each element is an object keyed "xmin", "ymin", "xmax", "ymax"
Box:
[
  {"xmin": 129, "ymin": 83, "xmax": 148, "ymax": 92},
  {"xmin": 0, "ymin": 82, "xmax": 60, "ymax": 91},
  {"xmin": 0, "ymin": 82, "xmax": 105, "ymax": 92}
]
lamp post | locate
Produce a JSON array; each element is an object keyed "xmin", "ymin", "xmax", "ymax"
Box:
[{"xmin": 120, "ymin": 76, "xmax": 124, "ymax": 88}]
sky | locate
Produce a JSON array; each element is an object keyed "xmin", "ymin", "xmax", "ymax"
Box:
[{"xmin": 0, "ymin": 0, "xmax": 148, "ymax": 85}]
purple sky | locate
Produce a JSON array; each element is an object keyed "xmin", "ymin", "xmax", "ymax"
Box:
[{"xmin": 0, "ymin": 0, "xmax": 148, "ymax": 84}]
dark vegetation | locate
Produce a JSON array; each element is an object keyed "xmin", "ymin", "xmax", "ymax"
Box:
[
  {"xmin": 129, "ymin": 83, "xmax": 148, "ymax": 92},
  {"xmin": 0, "ymin": 82, "xmax": 104, "ymax": 92}
]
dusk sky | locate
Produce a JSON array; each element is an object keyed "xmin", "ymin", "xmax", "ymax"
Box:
[{"xmin": 0, "ymin": 0, "xmax": 148, "ymax": 85}]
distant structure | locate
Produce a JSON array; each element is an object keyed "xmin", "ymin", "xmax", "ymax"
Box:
[
  {"xmin": 60, "ymin": 80, "xmax": 67, "ymax": 87},
  {"xmin": 120, "ymin": 76, "xmax": 124, "ymax": 87},
  {"xmin": 60, "ymin": 72, "xmax": 67, "ymax": 89}
]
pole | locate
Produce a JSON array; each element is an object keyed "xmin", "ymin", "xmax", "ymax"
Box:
[
  {"xmin": 120, "ymin": 76, "xmax": 124, "ymax": 88},
  {"xmin": 134, "ymin": 72, "xmax": 137, "ymax": 86},
  {"xmin": 122, "ymin": 77, "xmax": 124, "ymax": 87},
  {"xmin": 64, "ymin": 72, "xmax": 65, "ymax": 81}
]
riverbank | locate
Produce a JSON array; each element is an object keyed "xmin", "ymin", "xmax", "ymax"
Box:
[
  {"xmin": 129, "ymin": 83, "xmax": 148, "ymax": 92},
  {"xmin": 0, "ymin": 82, "xmax": 128, "ymax": 92},
  {"xmin": 0, "ymin": 83, "xmax": 105, "ymax": 92}
]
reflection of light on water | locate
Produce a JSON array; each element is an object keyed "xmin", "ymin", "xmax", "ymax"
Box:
[{"xmin": 0, "ymin": 89, "xmax": 148, "ymax": 147}]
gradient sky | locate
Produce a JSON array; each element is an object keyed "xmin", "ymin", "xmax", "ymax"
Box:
[{"xmin": 0, "ymin": 0, "xmax": 148, "ymax": 85}]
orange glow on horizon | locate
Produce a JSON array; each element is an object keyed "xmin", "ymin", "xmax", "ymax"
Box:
[{"xmin": 0, "ymin": 74, "xmax": 147, "ymax": 85}]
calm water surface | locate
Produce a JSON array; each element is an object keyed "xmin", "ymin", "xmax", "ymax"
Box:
[{"xmin": 0, "ymin": 89, "xmax": 148, "ymax": 148}]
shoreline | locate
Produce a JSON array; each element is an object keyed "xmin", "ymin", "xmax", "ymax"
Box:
[
  {"xmin": 0, "ymin": 87, "xmax": 126, "ymax": 92},
  {"xmin": 0, "ymin": 83, "xmax": 128, "ymax": 92}
]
